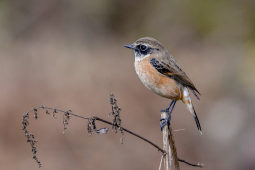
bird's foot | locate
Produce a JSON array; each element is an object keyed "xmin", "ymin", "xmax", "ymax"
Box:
[
  {"xmin": 160, "ymin": 100, "xmax": 176, "ymax": 131},
  {"xmin": 160, "ymin": 116, "xmax": 171, "ymax": 131}
]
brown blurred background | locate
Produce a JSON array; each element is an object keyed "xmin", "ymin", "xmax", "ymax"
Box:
[{"xmin": 1, "ymin": 0, "xmax": 255, "ymax": 169}]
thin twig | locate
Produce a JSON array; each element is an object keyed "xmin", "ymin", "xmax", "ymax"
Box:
[
  {"xmin": 178, "ymin": 158, "xmax": 203, "ymax": 168},
  {"xmin": 25, "ymin": 106, "xmax": 165, "ymax": 153},
  {"xmin": 94, "ymin": 116, "xmax": 165, "ymax": 153},
  {"xmin": 159, "ymin": 154, "xmax": 165, "ymax": 170},
  {"xmin": 173, "ymin": 129, "xmax": 185, "ymax": 132}
]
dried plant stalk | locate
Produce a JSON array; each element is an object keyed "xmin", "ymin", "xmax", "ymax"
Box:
[
  {"xmin": 161, "ymin": 111, "xmax": 171, "ymax": 170},
  {"xmin": 161, "ymin": 111, "xmax": 180, "ymax": 170}
]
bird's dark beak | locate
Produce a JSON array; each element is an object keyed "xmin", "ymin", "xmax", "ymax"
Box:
[{"xmin": 124, "ymin": 44, "xmax": 135, "ymax": 50}]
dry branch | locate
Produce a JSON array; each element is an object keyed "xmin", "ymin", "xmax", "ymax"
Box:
[
  {"xmin": 161, "ymin": 111, "xmax": 172, "ymax": 170},
  {"xmin": 21, "ymin": 94, "xmax": 202, "ymax": 169}
]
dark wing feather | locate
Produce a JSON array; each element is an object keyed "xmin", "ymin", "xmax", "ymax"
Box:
[{"xmin": 150, "ymin": 58, "xmax": 201, "ymax": 97}]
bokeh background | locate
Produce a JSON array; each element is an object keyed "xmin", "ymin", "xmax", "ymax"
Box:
[{"xmin": 1, "ymin": 0, "xmax": 255, "ymax": 170}]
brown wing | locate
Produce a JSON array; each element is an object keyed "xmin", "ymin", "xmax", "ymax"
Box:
[{"xmin": 150, "ymin": 58, "xmax": 201, "ymax": 97}]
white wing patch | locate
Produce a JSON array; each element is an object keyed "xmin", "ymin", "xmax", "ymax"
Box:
[{"xmin": 183, "ymin": 87, "xmax": 195, "ymax": 116}]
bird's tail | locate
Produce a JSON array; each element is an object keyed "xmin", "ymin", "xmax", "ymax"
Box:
[{"xmin": 182, "ymin": 87, "xmax": 202, "ymax": 135}]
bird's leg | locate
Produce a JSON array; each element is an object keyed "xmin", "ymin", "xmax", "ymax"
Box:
[
  {"xmin": 160, "ymin": 100, "xmax": 176, "ymax": 131},
  {"xmin": 159, "ymin": 100, "xmax": 174, "ymax": 122},
  {"xmin": 161, "ymin": 100, "xmax": 174, "ymax": 113}
]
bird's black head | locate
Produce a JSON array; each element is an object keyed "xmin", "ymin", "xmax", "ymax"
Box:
[{"xmin": 124, "ymin": 37, "xmax": 165, "ymax": 60}]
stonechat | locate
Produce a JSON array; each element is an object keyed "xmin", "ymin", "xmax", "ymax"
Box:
[{"xmin": 124, "ymin": 37, "xmax": 202, "ymax": 134}]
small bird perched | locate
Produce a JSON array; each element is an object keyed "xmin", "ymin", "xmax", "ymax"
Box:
[{"xmin": 124, "ymin": 37, "xmax": 202, "ymax": 134}]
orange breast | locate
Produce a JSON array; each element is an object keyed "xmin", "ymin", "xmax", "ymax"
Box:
[{"xmin": 135, "ymin": 57, "xmax": 182, "ymax": 100}]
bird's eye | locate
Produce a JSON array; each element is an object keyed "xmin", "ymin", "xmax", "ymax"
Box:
[{"xmin": 140, "ymin": 45, "xmax": 147, "ymax": 51}]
